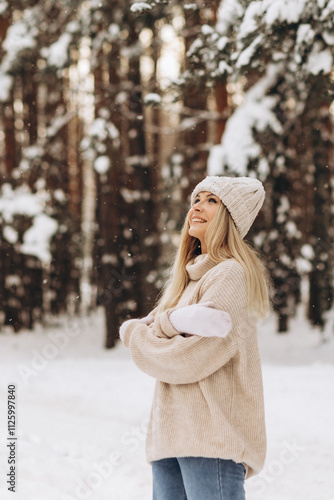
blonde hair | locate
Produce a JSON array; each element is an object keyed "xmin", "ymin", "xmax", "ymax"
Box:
[{"xmin": 155, "ymin": 202, "xmax": 269, "ymax": 318}]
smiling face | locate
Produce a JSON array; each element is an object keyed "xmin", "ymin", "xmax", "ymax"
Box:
[{"xmin": 188, "ymin": 191, "xmax": 221, "ymax": 253}]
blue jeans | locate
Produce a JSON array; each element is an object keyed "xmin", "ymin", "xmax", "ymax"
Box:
[{"xmin": 152, "ymin": 457, "xmax": 246, "ymax": 500}]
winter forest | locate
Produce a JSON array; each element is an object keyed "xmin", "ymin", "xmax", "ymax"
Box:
[
  {"xmin": 1, "ymin": 0, "xmax": 333, "ymax": 344},
  {"xmin": 0, "ymin": 1, "xmax": 334, "ymax": 499}
]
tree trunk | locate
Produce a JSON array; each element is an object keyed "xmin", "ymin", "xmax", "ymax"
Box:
[{"xmin": 307, "ymin": 95, "xmax": 333, "ymax": 327}]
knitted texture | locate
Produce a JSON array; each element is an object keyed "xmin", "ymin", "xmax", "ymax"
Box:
[
  {"xmin": 121, "ymin": 254, "xmax": 266, "ymax": 479},
  {"xmin": 119, "ymin": 315, "xmax": 154, "ymax": 342},
  {"xmin": 169, "ymin": 302, "xmax": 232, "ymax": 338},
  {"xmin": 190, "ymin": 176, "xmax": 265, "ymax": 238}
]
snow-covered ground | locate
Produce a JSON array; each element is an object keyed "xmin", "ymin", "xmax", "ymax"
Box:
[{"xmin": 0, "ymin": 306, "xmax": 333, "ymax": 500}]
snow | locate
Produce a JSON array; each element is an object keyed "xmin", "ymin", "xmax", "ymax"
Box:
[
  {"xmin": 0, "ymin": 184, "xmax": 57, "ymax": 264},
  {"xmin": 5, "ymin": 275, "xmax": 21, "ymax": 288},
  {"xmin": 217, "ymin": 36, "xmax": 229, "ymax": 51},
  {"xmin": 0, "ymin": 74, "xmax": 13, "ymax": 102},
  {"xmin": 262, "ymin": 0, "xmax": 309, "ymax": 25},
  {"xmin": 94, "ymin": 156, "xmax": 111, "ymax": 175},
  {"xmin": 208, "ymin": 64, "xmax": 283, "ymax": 175},
  {"xmin": 47, "ymin": 33, "xmax": 72, "ymax": 68},
  {"xmin": 216, "ymin": 0, "xmax": 243, "ymax": 35},
  {"xmin": 296, "ymin": 24, "xmax": 315, "ymax": 47},
  {"xmin": 46, "ymin": 113, "xmax": 76, "ymax": 139},
  {"xmin": 236, "ymin": 34, "xmax": 264, "ymax": 68},
  {"xmin": 0, "ymin": 306, "xmax": 333, "ymax": 500},
  {"xmin": 306, "ymin": 46, "xmax": 333, "ymax": 75},
  {"xmin": 207, "ymin": 144, "xmax": 227, "ymax": 175},
  {"xmin": 24, "ymin": 146, "xmax": 44, "ymax": 159},
  {"xmin": 321, "ymin": 0, "xmax": 334, "ymax": 18},
  {"xmin": 90, "ymin": 118, "xmax": 108, "ymax": 139},
  {"xmin": 211, "ymin": 0, "xmax": 334, "ymax": 177},
  {"xmin": 238, "ymin": 2, "xmax": 262, "ymax": 39},
  {"xmin": 218, "ymin": 60, "xmax": 232, "ymax": 74},
  {"xmin": 3, "ymin": 226, "xmax": 18, "ymax": 245},
  {"xmin": 183, "ymin": 3, "xmax": 198, "ymax": 10},
  {"xmin": 89, "ymin": 119, "xmax": 119, "ymax": 141},
  {"xmin": 1, "ymin": 13, "xmax": 37, "ymax": 71},
  {"xmin": 285, "ymin": 220, "xmax": 298, "ymax": 238},
  {"xmin": 143, "ymin": 93, "xmax": 162, "ymax": 105},
  {"xmin": 0, "ymin": 0, "xmax": 7, "ymax": 15},
  {"xmin": 120, "ymin": 188, "xmax": 147, "ymax": 203},
  {"xmin": 301, "ymin": 244, "xmax": 315, "ymax": 260},
  {"xmin": 322, "ymin": 30, "xmax": 334, "ymax": 45},
  {"xmin": 53, "ymin": 189, "xmax": 67, "ymax": 204},
  {"xmin": 108, "ymin": 24, "xmax": 120, "ymax": 40},
  {"xmin": 20, "ymin": 214, "xmax": 58, "ymax": 264},
  {"xmin": 226, "ymin": 0, "xmax": 332, "ymax": 33},
  {"xmin": 0, "ymin": 184, "xmax": 44, "ymax": 222},
  {"xmin": 66, "ymin": 22, "xmax": 80, "ymax": 34},
  {"xmin": 130, "ymin": 2, "xmax": 152, "ymax": 13},
  {"xmin": 296, "ymin": 257, "xmax": 312, "ymax": 273},
  {"xmin": 201, "ymin": 24, "xmax": 214, "ymax": 36},
  {"xmin": 125, "ymin": 155, "xmax": 149, "ymax": 167},
  {"xmin": 277, "ymin": 195, "xmax": 290, "ymax": 222}
]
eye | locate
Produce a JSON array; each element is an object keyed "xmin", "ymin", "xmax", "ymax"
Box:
[
  {"xmin": 193, "ymin": 198, "xmax": 200, "ymax": 204},
  {"xmin": 209, "ymin": 198, "xmax": 218, "ymax": 203}
]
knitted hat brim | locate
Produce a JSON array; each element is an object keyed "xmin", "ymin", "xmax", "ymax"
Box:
[{"xmin": 191, "ymin": 176, "xmax": 265, "ymax": 239}]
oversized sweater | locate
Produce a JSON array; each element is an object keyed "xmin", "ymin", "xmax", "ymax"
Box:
[{"xmin": 121, "ymin": 254, "xmax": 267, "ymax": 479}]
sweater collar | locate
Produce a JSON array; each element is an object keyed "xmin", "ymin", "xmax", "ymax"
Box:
[{"xmin": 186, "ymin": 253, "xmax": 217, "ymax": 281}]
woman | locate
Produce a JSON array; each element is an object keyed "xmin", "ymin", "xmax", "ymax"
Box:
[{"xmin": 120, "ymin": 176, "xmax": 269, "ymax": 500}]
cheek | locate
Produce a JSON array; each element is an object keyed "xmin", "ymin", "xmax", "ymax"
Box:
[{"xmin": 208, "ymin": 205, "xmax": 218, "ymax": 220}]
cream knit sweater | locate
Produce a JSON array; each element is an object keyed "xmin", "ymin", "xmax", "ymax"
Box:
[{"xmin": 121, "ymin": 254, "xmax": 266, "ymax": 479}]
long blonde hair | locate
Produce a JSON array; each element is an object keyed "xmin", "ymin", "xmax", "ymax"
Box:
[{"xmin": 155, "ymin": 202, "xmax": 269, "ymax": 318}]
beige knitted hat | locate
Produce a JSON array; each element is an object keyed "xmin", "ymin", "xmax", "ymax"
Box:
[{"xmin": 191, "ymin": 176, "xmax": 265, "ymax": 239}]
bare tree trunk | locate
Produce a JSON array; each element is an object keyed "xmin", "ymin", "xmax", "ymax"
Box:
[
  {"xmin": 215, "ymin": 81, "xmax": 229, "ymax": 144},
  {"xmin": 22, "ymin": 58, "xmax": 38, "ymax": 145},
  {"xmin": 41, "ymin": 72, "xmax": 80, "ymax": 315},
  {"xmin": 3, "ymin": 88, "xmax": 16, "ymax": 176},
  {"xmin": 93, "ymin": 44, "xmax": 124, "ymax": 348},
  {"xmin": 307, "ymin": 96, "xmax": 334, "ymax": 327},
  {"xmin": 125, "ymin": 24, "xmax": 160, "ymax": 314}
]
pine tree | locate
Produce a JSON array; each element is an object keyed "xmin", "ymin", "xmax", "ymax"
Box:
[
  {"xmin": 0, "ymin": 0, "xmax": 82, "ymax": 330},
  {"xmin": 182, "ymin": 0, "xmax": 334, "ymax": 331},
  {"xmin": 85, "ymin": 0, "xmax": 162, "ymax": 347}
]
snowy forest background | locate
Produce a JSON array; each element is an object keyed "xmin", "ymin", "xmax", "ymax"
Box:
[{"xmin": 0, "ymin": 0, "xmax": 334, "ymax": 347}]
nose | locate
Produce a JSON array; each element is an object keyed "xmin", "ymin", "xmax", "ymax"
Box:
[{"xmin": 194, "ymin": 202, "xmax": 204, "ymax": 211}]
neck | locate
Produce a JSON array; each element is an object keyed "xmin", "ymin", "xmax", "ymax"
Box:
[{"xmin": 199, "ymin": 239, "xmax": 207, "ymax": 254}]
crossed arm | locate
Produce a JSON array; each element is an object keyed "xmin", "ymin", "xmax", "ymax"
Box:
[
  {"xmin": 119, "ymin": 301, "xmax": 232, "ymax": 341},
  {"xmin": 119, "ymin": 262, "xmax": 247, "ymax": 384}
]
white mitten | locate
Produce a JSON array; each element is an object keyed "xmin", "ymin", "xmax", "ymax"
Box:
[
  {"xmin": 169, "ymin": 301, "xmax": 232, "ymax": 338},
  {"xmin": 119, "ymin": 314, "xmax": 154, "ymax": 342},
  {"xmin": 119, "ymin": 319, "xmax": 139, "ymax": 342}
]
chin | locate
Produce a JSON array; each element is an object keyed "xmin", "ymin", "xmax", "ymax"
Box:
[{"xmin": 189, "ymin": 228, "xmax": 202, "ymax": 239}]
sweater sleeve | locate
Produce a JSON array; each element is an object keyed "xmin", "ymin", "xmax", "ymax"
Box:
[
  {"xmin": 122, "ymin": 260, "xmax": 246, "ymax": 385},
  {"xmin": 193, "ymin": 260, "xmax": 248, "ymax": 338},
  {"xmin": 160, "ymin": 260, "xmax": 248, "ymax": 340},
  {"xmin": 124, "ymin": 321, "xmax": 237, "ymax": 384}
]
